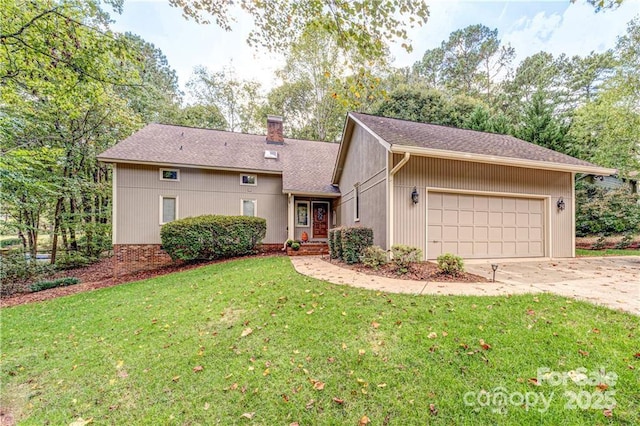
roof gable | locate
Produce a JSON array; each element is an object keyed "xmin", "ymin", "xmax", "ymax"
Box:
[{"xmin": 338, "ymin": 112, "xmax": 615, "ymax": 176}]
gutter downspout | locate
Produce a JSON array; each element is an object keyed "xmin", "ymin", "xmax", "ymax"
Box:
[{"xmin": 388, "ymin": 152, "xmax": 411, "ymax": 252}]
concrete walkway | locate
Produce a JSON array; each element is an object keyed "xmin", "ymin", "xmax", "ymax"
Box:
[{"xmin": 289, "ymin": 256, "xmax": 640, "ymax": 315}]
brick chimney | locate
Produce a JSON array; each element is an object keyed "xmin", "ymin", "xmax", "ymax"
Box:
[{"xmin": 266, "ymin": 115, "xmax": 284, "ymax": 145}]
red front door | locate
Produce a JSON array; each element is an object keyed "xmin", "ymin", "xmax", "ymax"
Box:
[{"xmin": 312, "ymin": 202, "xmax": 329, "ymax": 238}]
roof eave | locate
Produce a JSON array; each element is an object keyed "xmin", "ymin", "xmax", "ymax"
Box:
[
  {"xmin": 96, "ymin": 157, "xmax": 283, "ymax": 175},
  {"xmin": 283, "ymin": 190, "xmax": 341, "ymax": 198},
  {"xmin": 389, "ymin": 145, "xmax": 617, "ymax": 176}
]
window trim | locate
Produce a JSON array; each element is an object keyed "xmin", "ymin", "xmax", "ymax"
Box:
[
  {"xmin": 295, "ymin": 201, "xmax": 310, "ymax": 227},
  {"xmin": 241, "ymin": 199, "xmax": 257, "ymax": 217},
  {"xmin": 159, "ymin": 196, "xmax": 178, "ymax": 225},
  {"xmin": 354, "ymin": 183, "xmax": 360, "ymax": 222},
  {"xmin": 159, "ymin": 168, "xmax": 180, "ymax": 181},
  {"xmin": 240, "ymin": 173, "xmax": 258, "ymax": 186}
]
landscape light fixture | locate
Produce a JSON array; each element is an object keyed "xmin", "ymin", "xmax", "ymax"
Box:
[
  {"xmin": 557, "ymin": 197, "xmax": 566, "ymax": 211},
  {"xmin": 411, "ymin": 187, "xmax": 419, "ymax": 204},
  {"xmin": 491, "ymin": 264, "xmax": 498, "ymax": 282}
]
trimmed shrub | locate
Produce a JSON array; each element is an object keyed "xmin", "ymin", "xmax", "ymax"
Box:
[
  {"xmin": 160, "ymin": 215, "xmax": 266, "ymax": 262},
  {"xmin": 614, "ymin": 234, "xmax": 634, "ymax": 249},
  {"xmin": 329, "ymin": 227, "xmax": 343, "ymax": 260},
  {"xmin": 391, "ymin": 244, "xmax": 422, "ymax": 274},
  {"xmin": 0, "ymin": 250, "xmax": 54, "ymax": 283},
  {"xmin": 55, "ymin": 252, "xmax": 94, "ymax": 270},
  {"xmin": 286, "ymin": 239, "xmax": 294, "ymax": 247},
  {"xmin": 591, "ymin": 236, "xmax": 607, "ymax": 250},
  {"xmin": 290, "ymin": 241, "xmax": 301, "ymax": 251},
  {"xmin": 0, "ymin": 238, "xmax": 22, "ymax": 248},
  {"xmin": 436, "ymin": 253, "xmax": 465, "ymax": 275},
  {"xmin": 362, "ymin": 245, "xmax": 388, "ymax": 270},
  {"xmin": 30, "ymin": 277, "xmax": 80, "ymax": 292},
  {"xmin": 341, "ymin": 227, "xmax": 374, "ymax": 264}
]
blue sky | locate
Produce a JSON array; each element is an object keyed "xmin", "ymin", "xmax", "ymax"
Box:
[{"xmin": 111, "ymin": 0, "xmax": 640, "ymax": 94}]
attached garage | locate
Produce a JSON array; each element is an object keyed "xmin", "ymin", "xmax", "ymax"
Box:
[{"xmin": 427, "ymin": 192, "xmax": 545, "ymax": 259}]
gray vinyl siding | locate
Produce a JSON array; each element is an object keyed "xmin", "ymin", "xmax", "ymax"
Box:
[
  {"xmin": 115, "ymin": 164, "xmax": 287, "ymax": 244},
  {"xmin": 392, "ymin": 155, "xmax": 574, "ymax": 258},
  {"xmin": 336, "ymin": 124, "xmax": 388, "ymax": 247}
]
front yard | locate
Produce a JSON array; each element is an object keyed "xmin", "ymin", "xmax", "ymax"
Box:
[{"xmin": 1, "ymin": 256, "xmax": 638, "ymax": 424}]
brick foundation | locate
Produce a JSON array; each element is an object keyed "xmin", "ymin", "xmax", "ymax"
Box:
[
  {"xmin": 114, "ymin": 244, "xmax": 174, "ymax": 277},
  {"xmin": 287, "ymin": 243, "xmax": 329, "ymax": 256},
  {"xmin": 257, "ymin": 243, "xmax": 286, "ymax": 253}
]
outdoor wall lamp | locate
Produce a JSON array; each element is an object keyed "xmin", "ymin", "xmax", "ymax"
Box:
[
  {"xmin": 411, "ymin": 187, "xmax": 419, "ymax": 204},
  {"xmin": 557, "ymin": 197, "xmax": 566, "ymax": 211}
]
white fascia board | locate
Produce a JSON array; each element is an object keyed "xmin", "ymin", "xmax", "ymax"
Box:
[
  {"xmin": 96, "ymin": 158, "xmax": 283, "ymax": 176},
  {"xmin": 389, "ymin": 145, "xmax": 617, "ymax": 176}
]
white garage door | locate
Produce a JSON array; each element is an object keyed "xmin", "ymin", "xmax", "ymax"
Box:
[{"xmin": 427, "ymin": 192, "xmax": 545, "ymax": 259}]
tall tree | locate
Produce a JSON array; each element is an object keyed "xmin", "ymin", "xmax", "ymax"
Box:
[
  {"xmin": 517, "ymin": 91, "xmax": 571, "ymax": 155},
  {"xmin": 168, "ymin": 0, "xmax": 429, "ymax": 59},
  {"xmin": 186, "ymin": 65, "xmax": 263, "ymax": 133}
]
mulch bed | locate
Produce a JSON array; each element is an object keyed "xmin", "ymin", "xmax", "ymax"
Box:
[
  {"xmin": 1, "ymin": 252, "xmax": 285, "ymax": 308},
  {"xmin": 326, "ymin": 258, "xmax": 488, "ymax": 283}
]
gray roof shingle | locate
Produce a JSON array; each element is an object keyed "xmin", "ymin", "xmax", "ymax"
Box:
[
  {"xmin": 97, "ymin": 124, "xmax": 340, "ymax": 195},
  {"xmin": 351, "ymin": 112, "xmax": 601, "ymax": 169}
]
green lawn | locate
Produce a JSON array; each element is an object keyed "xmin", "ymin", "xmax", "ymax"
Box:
[
  {"xmin": 2, "ymin": 257, "xmax": 638, "ymax": 425},
  {"xmin": 576, "ymin": 248, "xmax": 640, "ymax": 257}
]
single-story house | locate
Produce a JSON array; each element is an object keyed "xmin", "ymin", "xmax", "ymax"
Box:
[{"xmin": 98, "ymin": 113, "xmax": 615, "ymax": 275}]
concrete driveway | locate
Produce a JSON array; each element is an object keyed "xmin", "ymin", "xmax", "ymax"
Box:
[
  {"xmin": 464, "ymin": 257, "xmax": 640, "ymax": 315},
  {"xmin": 290, "ymin": 256, "xmax": 639, "ymax": 315}
]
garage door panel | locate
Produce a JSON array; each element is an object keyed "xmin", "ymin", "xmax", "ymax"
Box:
[
  {"xmin": 428, "ymin": 192, "xmax": 545, "ymax": 259},
  {"xmin": 474, "ymin": 211, "xmax": 488, "ymax": 225},
  {"xmin": 443, "ymin": 194, "xmax": 458, "ymax": 208},
  {"xmin": 443, "ymin": 210, "xmax": 459, "ymax": 224},
  {"xmin": 460, "ymin": 210, "xmax": 474, "ymax": 224},
  {"xmin": 489, "ymin": 212, "xmax": 502, "ymax": 226},
  {"xmin": 428, "ymin": 209, "xmax": 442, "ymax": 225}
]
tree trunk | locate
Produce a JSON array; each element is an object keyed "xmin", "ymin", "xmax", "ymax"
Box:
[{"xmin": 50, "ymin": 197, "xmax": 64, "ymax": 264}]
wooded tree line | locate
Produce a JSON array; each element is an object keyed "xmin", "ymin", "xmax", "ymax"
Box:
[{"xmin": 1, "ymin": 0, "xmax": 637, "ymax": 265}]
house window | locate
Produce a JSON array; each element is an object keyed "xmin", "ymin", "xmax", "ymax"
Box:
[
  {"xmin": 241, "ymin": 199, "xmax": 257, "ymax": 217},
  {"xmin": 240, "ymin": 174, "xmax": 257, "ymax": 186},
  {"xmin": 160, "ymin": 168, "xmax": 179, "ymax": 181},
  {"xmin": 160, "ymin": 196, "xmax": 177, "ymax": 224},
  {"xmin": 354, "ymin": 183, "xmax": 360, "ymax": 222},
  {"xmin": 295, "ymin": 201, "xmax": 310, "ymax": 227}
]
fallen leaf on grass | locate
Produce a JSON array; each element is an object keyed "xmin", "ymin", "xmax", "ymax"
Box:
[
  {"xmin": 306, "ymin": 309, "xmax": 314, "ymax": 315},
  {"xmin": 578, "ymin": 350, "xmax": 589, "ymax": 357},
  {"xmin": 603, "ymin": 409, "xmax": 613, "ymax": 417},
  {"xmin": 311, "ymin": 379, "xmax": 325, "ymax": 390},
  {"xmin": 528, "ymin": 378, "xmax": 540, "ymax": 386},
  {"xmin": 172, "ymin": 376, "xmax": 180, "ymax": 382},
  {"xmin": 203, "ymin": 402, "xmax": 210, "ymax": 410},
  {"xmin": 596, "ymin": 383, "xmax": 609, "ymax": 391},
  {"xmin": 429, "ymin": 403, "xmax": 438, "ymax": 416},
  {"xmin": 371, "ymin": 321, "xmax": 380, "ymax": 329},
  {"xmin": 479, "ymin": 339, "xmax": 491, "ymax": 350},
  {"xmin": 290, "ymin": 423, "xmax": 299, "ymax": 426},
  {"xmin": 359, "ymin": 415, "xmax": 370, "ymax": 425},
  {"xmin": 69, "ymin": 418, "xmax": 93, "ymax": 426},
  {"xmin": 241, "ymin": 328, "xmax": 253, "ymax": 337},
  {"xmin": 240, "ymin": 412, "xmax": 255, "ymax": 419},
  {"xmin": 634, "ymin": 353, "xmax": 640, "ymax": 358},
  {"xmin": 377, "ymin": 383, "xmax": 387, "ymax": 388},
  {"xmin": 305, "ymin": 399, "xmax": 315, "ymax": 409},
  {"xmin": 193, "ymin": 365, "xmax": 203, "ymax": 373},
  {"xmin": 332, "ymin": 397, "xmax": 344, "ymax": 404},
  {"xmin": 427, "ymin": 332, "xmax": 438, "ymax": 339},
  {"xmin": 591, "ymin": 328, "xmax": 600, "ymax": 334}
]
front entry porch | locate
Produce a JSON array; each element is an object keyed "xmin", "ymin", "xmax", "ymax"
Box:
[{"xmin": 286, "ymin": 194, "xmax": 336, "ymax": 256}]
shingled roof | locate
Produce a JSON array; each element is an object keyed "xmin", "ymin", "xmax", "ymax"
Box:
[
  {"xmin": 349, "ymin": 112, "xmax": 614, "ymax": 173},
  {"xmin": 97, "ymin": 124, "xmax": 340, "ymax": 195}
]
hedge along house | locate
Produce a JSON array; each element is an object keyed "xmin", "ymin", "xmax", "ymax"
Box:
[
  {"xmin": 99, "ymin": 112, "xmax": 615, "ymax": 275},
  {"xmin": 97, "ymin": 116, "xmax": 340, "ymax": 275},
  {"xmin": 333, "ymin": 113, "xmax": 616, "ymax": 260}
]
